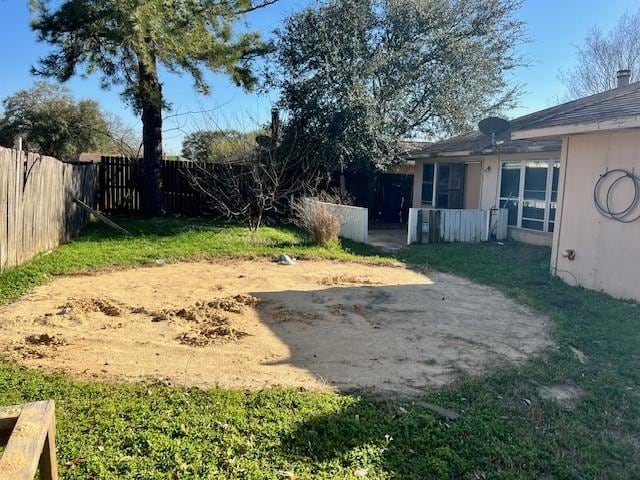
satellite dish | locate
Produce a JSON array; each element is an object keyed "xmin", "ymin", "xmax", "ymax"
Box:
[
  {"xmin": 478, "ymin": 117, "xmax": 510, "ymax": 137},
  {"xmin": 478, "ymin": 117, "xmax": 511, "ymax": 148}
]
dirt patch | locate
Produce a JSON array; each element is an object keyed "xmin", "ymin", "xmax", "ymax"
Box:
[
  {"xmin": 0, "ymin": 260, "xmax": 552, "ymax": 396},
  {"xmin": 176, "ymin": 324, "xmax": 249, "ymax": 347},
  {"xmin": 4, "ymin": 333, "xmax": 67, "ymax": 361},
  {"xmin": 538, "ymin": 384, "xmax": 585, "ymax": 410}
]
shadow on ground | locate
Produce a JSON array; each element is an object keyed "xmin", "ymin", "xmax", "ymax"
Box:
[{"xmin": 253, "ymin": 276, "xmax": 550, "ymax": 396}]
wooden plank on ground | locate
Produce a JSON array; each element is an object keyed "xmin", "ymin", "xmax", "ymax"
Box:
[{"xmin": 72, "ymin": 198, "xmax": 131, "ymax": 236}]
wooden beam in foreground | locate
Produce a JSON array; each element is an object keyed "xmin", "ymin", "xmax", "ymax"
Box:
[{"xmin": 0, "ymin": 400, "xmax": 59, "ymax": 480}]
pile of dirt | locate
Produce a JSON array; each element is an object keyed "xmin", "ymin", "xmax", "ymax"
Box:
[
  {"xmin": 143, "ymin": 295, "xmax": 260, "ymax": 323},
  {"xmin": 176, "ymin": 323, "xmax": 249, "ymax": 347},
  {"xmin": 39, "ymin": 294, "xmax": 260, "ymax": 348},
  {"xmin": 205, "ymin": 294, "xmax": 260, "ymax": 314},
  {"xmin": 147, "ymin": 295, "xmax": 259, "ymax": 346},
  {"xmin": 58, "ymin": 298, "xmax": 122, "ymax": 317},
  {"xmin": 4, "ymin": 333, "xmax": 67, "ymax": 361},
  {"xmin": 319, "ymin": 275, "xmax": 381, "ymax": 286},
  {"xmin": 25, "ymin": 333, "xmax": 66, "ymax": 347}
]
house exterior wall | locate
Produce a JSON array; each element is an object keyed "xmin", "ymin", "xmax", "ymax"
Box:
[
  {"xmin": 411, "ymin": 151, "xmax": 559, "ymax": 245},
  {"xmin": 412, "ymin": 156, "xmax": 496, "ymax": 209},
  {"xmin": 464, "ymin": 163, "xmax": 482, "ymax": 209},
  {"xmin": 551, "ymin": 130, "xmax": 640, "ymax": 301}
]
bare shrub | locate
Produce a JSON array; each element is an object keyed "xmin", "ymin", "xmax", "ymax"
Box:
[
  {"xmin": 181, "ymin": 128, "xmax": 327, "ymax": 230},
  {"xmin": 294, "ymin": 199, "xmax": 341, "ymax": 246}
]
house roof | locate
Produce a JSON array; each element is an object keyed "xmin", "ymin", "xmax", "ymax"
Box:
[
  {"xmin": 407, "ymin": 130, "xmax": 560, "ymax": 159},
  {"xmin": 512, "ymin": 81, "xmax": 640, "ymax": 139},
  {"xmin": 409, "ymin": 80, "xmax": 640, "ymax": 156}
]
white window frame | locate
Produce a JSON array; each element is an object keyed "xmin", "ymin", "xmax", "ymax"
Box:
[{"xmin": 498, "ymin": 159, "xmax": 559, "ymax": 233}]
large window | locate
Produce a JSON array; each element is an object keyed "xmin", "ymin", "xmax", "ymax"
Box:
[{"xmin": 499, "ymin": 159, "xmax": 560, "ymax": 232}]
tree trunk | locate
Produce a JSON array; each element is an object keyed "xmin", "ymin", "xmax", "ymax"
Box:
[{"xmin": 139, "ymin": 56, "xmax": 163, "ymax": 216}]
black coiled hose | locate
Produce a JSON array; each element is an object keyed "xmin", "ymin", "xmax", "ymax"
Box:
[{"xmin": 593, "ymin": 168, "xmax": 640, "ymax": 223}]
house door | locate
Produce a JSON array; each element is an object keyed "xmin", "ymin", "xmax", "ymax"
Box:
[{"xmin": 436, "ymin": 164, "xmax": 465, "ymax": 209}]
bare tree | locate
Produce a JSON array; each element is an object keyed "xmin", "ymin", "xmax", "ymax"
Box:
[
  {"xmin": 182, "ymin": 126, "xmax": 328, "ymax": 230},
  {"xmin": 560, "ymin": 9, "xmax": 640, "ymax": 98}
]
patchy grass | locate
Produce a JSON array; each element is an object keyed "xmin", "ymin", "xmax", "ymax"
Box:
[
  {"xmin": 0, "ymin": 217, "xmax": 387, "ymax": 306},
  {"xmin": 0, "ymin": 219, "xmax": 639, "ymax": 479}
]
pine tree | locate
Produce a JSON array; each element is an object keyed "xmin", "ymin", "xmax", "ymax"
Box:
[{"xmin": 30, "ymin": 0, "xmax": 276, "ymax": 215}]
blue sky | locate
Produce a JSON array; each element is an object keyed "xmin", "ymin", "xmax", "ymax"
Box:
[{"xmin": 0, "ymin": 0, "xmax": 638, "ymax": 154}]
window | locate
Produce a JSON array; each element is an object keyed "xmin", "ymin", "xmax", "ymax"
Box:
[
  {"xmin": 499, "ymin": 159, "xmax": 560, "ymax": 233},
  {"xmin": 421, "ymin": 164, "xmax": 435, "ymax": 205},
  {"xmin": 549, "ymin": 163, "xmax": 559, "ymax": 232},
  {"xmin": 436, "ymin": 164, "xmax": 450, "ymax": 208},
  {"xmin": 421, "ymin": 163, "xmax": 465, "ymax": 209},
  {"xmin": 499, "ymin": 162, "xmax": 520, "ymax": 226}
]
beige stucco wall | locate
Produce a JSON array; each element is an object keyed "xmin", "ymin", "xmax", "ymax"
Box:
[
  {"xmin": 464, "ymin": 162, "xmax": 482, "ymax": 209},
  {"xmin": 550, "ymin": 130, "xmax": 640, "ymax": 301}
]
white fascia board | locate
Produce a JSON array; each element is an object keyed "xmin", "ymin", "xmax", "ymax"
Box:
[{"xmin": 512, "ymin": 116, "xmax": 640, "ymax": 139}]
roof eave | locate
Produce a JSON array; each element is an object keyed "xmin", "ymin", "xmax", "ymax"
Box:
[
  {"xmin": 409, "ymin": 145, "xmax": 560, "ymax": 159},
  {"xmin": 409, "ymin": 150, "xmax": 473, "ymax": 159},
  {"xmin": 513, "ymin": 116, "xmax": 640, "ymax": 140}
]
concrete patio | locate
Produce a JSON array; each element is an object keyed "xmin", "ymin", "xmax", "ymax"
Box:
[{"xmin": 367, "ymin": 226, "xmax": 407, "ymax": 252}]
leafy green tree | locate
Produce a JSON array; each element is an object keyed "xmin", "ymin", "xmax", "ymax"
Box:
[
  {"xmin": 271, "ymin": 0, "xmax": 524, "ymax": 173},
  {"xmin": 0, "ymin": 81, "xmax": 123, "ymax": 160},
  {"xmin": 30, "ymin": 0, "xmax": 277, "ymax": 215},
  {"xmin": 181, "ymin": 129, "xmax": 257, "ymax": 162}
]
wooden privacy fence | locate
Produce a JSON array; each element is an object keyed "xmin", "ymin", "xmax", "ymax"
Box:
[
  {"xmin": 303, "ymin": 197, "xmax": 369, "ymax": 243},
  {"xmin": 98, "ymin": 156, "xmax": 202, "ymax": 214},
  {"xmin": 407, "ymin": 208, "xmax": 508, "ymax": 244},
  {"xmin": 0, "ymin": 401, "xmax": 58, "ymax": 479},
  {"xmin": 0, "ymin": 147, "xmax": 97, "ymax": 270}
]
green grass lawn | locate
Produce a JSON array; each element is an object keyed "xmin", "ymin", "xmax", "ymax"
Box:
[{"xmin": 1, "ymin": 218, "xmax": 639, "ymax": 479}]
